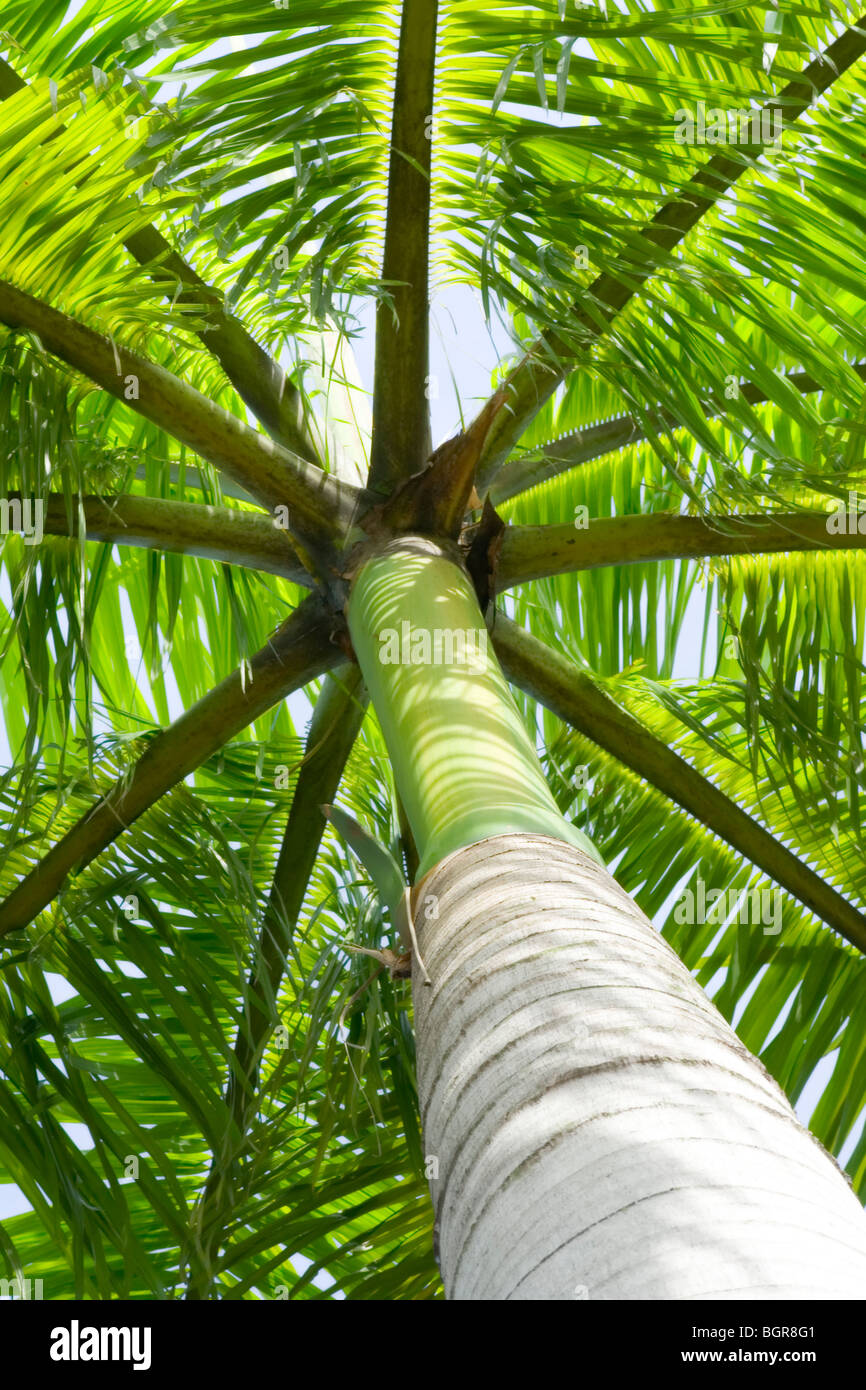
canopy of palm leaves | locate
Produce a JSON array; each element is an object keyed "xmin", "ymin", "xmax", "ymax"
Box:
[{"xmin": 0, "ymin": 0, "xmax": 865, "ymax": 1300}]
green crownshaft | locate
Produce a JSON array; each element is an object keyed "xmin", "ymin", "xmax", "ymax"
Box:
[{"xmin": 347, "ymin": 536, "xmax": 600, "ymax": 880}]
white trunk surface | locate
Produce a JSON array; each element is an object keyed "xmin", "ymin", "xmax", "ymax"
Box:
[{"xmin": 412, "ymin": 834, "xmax": 866, "ymax": 1300}]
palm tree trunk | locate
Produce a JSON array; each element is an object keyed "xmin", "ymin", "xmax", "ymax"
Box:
[
  {"xmin": 413, "ymin": 834, "xmax": 866, "ymax": 1299},
  {"xmin": 348, "ymin": 537, "xmax": 866, "ymax": 1300}
]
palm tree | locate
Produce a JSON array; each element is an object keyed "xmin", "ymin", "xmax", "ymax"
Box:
[{"xmin": 1, "ymin": 0, "xmax": 866, "ymax": 1300}]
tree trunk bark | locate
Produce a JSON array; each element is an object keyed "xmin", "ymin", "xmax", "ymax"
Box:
[
  {"xmin": 412, "ymin": 834, "xmax": 866, "ymax": 1300},
  {"xmin": 346, "ymin": 534, "xmax": 866, "ymax": 1300}
]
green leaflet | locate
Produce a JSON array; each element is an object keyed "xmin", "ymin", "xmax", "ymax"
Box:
[{"xmin": 320, "ymin": 802, "xmax": 406, "ymax": 917}]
